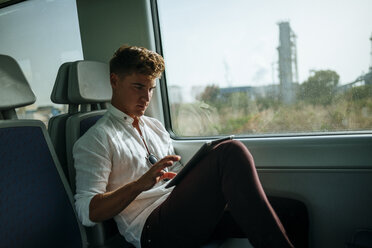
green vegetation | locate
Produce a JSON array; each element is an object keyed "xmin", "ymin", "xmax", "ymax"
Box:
[
  {"xmin": 298, "ymin": 70, "xmax": 340, "ymax": 106},
  {"xmin": 170, "ymin": 70, "xmax": 372, "ymax": 136}
]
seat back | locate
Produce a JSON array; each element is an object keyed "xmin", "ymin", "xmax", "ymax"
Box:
[
  {"xmin": 49, "ymin": 62, "xmax": 74, "ymax": 179},
  {"xmin": 0, "ymin": 54, "xmax": 87, "ymax": 248},
  {"xmin": 0, "ymin": 121, "xmax": 87, "ymax": 248},
  {"xmin": 49, "ymin": 60, "xmax": 111, "ymax": 185},
  {"xmin": 67, "ymin": 60, "xmax": 112, "ymax": 107},
  {"xmin": 65, "ymin": 60, "xmax": 112, "ymax": 192},
  {"xmin": 65, "ymin": 60, "xmax": 132, "ymax": 247},
  {"xmin": 0, "ymin": 54, "xmax": 36, "ymax": 120},
  {"xmin": 66, "ymin": 110, "xmax": 106, "ymax": 191}
]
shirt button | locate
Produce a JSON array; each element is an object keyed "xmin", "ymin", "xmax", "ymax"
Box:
[
  {"xmin": 148, "ymin": 239, "xmax": 151, "ymax": 243},
  {"xmin": 124, "ymin": 117, "xmax": 127, "ymax": 120},
  {"xmin": 147, "ymin": 225, "xmax": 150, "ymax": 229}
]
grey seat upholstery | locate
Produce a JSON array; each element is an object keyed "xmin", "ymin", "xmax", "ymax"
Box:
[
  {"xmin": 65, "ymin": 60, "xmax": 112, "ymax": 192},
  {"xmin": 0, "ymin": 54, "xmax": 87, "ymax": 248},
  {"xmin": 0, "ymin": 54, "xmax": 36, "ymax": 120},
  {"xmin": 49, "ymin": 60, "xmax": 110, "ymax": 187},
  {"xmin": 49, "ymin": 62, "xmax": 74, "ymax": 180}
]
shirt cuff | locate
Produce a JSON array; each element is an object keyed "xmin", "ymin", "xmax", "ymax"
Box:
[{"xmin": 75, "ymin": 194, "xmax": 97, "ymax": 227}]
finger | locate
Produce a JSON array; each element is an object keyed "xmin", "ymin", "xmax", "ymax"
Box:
[
  {"xmin": 154, "ymin": 155, "xmax": 181, "ymax": 169},
  {"xmin": 153, "ymin": 160, "xmax": 173, "ymax": 171},
  {"xmin": 158, "ymin": 170, "xmax": 165, "ymax": 177},
  {"xmin": 162, "ymin": 155, "xmax": 181, "ymax": 162},
  {"xmin": 159, "ymin": 172, "xmax": 177, "ymax": 181}
]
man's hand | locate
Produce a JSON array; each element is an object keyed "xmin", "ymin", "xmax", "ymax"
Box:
[
  {"xmin": 137, "ymin": 155, "xmax": 180, "ymax": 191},
  {"xmin": 89, "ymin": 155, "xmax": 180, "ymax": 222}
]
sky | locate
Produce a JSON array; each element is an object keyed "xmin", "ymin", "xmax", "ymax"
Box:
[
  {"xmin": 158, "ymin": 0, "xmax": 372, "ymax": 90},
  {"xmin": 0, "ymin": 0, "xmax": 371, "ymax": 106}
]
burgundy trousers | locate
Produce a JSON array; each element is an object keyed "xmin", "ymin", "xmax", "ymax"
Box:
[{"xmin": 141, "ymin": 140, "xmax": 294, "ymax": 248}]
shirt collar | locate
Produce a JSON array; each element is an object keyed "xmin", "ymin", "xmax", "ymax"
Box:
[{"xmin": 108, "ymin": 104, "xmax": 144, "ymax": 126}]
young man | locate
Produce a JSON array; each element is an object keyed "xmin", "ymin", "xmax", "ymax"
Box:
[{"xmin": 73, "ymin": 45, "xmax": 294, "ymax": 248}]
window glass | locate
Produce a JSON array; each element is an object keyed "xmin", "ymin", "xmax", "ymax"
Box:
[
  {"xmin": 157, "ymin": 0, "xmax": 372, "ymax": 137},
  {"xmin": 0, "ymin": 0, "xmax": 83, "ymax": 126}
]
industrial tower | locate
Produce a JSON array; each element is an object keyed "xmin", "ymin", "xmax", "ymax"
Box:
[
  {"xmin": 365, "ymin": 33, "xmax": 372, "ymax": 85},
  {"xmin": 277, "ymin": 22, "xmax": 298, "ymax": 104},
  {"xmin": 370, "ymin": 33, "xmax": 372, "ymax": 72}
]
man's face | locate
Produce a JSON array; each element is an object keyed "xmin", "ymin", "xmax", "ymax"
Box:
[{"xmin": 110, "ymin": 72, "xmax": 156, "ymax": 118}]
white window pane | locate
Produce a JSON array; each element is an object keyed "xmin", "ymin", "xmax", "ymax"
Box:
[
  {"xmin": 0, "ymin": 0, "xmax": 83, "ymax": 125},
  {"xmin": 158, "ymin": 0, "xmax": 372, "ymax": 137}
]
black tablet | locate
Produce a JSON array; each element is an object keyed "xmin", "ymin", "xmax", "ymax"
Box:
[{"xmin": 165, "ymin": 135, "xmax": 234, "ymax": 188}]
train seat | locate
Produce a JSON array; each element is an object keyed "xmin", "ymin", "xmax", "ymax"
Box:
[
  {"xmin": 64, "ymin": 60, "xmax": 132, "ymax": 248},
  {"xmin": 65, "ymin": 60, "xmax": 111, "ymax": 192},
  {"xmin": 49, "ymin": 60, "xmax": 111, "ymax": 189},
  {"xmin": 0, "ymin": 54, "xmax": 36, "ymax": 120},
  {"xmin": 49, "ymin": 61, "xmax": 74, "ymax": 180},
  {"xmin": 0, "ymin": 54, "xmax": 87, "ymax": 248}
]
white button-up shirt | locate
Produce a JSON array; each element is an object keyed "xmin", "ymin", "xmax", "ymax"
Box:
[{"xmin": 73, "ymin": 105, "xmax": 182, "ymax": 247}]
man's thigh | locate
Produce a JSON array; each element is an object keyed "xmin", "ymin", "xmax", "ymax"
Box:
[{"xmin": 142, "ymin": 144, "xmax": 233, "ymax": 247}]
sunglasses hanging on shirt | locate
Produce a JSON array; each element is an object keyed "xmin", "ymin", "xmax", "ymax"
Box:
[{"xmin": 147, "ymin": 153, "xmax": 158, "ymax": 165}]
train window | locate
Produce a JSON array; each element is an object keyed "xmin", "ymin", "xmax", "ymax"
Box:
[
  {"xmin": 0, "ymin": 0, "xmax": 83, "ymax": 126},
  {"xmin": 157, "ymin": 0, "xmax": 372, "ymax": 137}
]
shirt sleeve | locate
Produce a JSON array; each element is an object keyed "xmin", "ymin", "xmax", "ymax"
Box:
[{"xmin": 73, "ymin": 129, "xmax": 112, "ymax": 227}]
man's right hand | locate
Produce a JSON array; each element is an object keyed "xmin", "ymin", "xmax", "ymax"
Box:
[
  {"xmin": 136, "ymin": 155, "xmax": 181, "ymax": 191},
  {"xmin": 89, "ymin": 155, "xmax": 180, "ymax": 222}
]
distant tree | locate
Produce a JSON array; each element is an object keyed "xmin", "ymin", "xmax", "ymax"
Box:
[
  {"xmin": 197, "ymin": 85, "xmax": 220, "ymax": 104},
  {"xmin": 298, "ymin": 70, "xmax": 340, "ymax": 106}
]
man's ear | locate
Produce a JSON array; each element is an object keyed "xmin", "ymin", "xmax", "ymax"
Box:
[{"xmin": 110, "ymin": 73, "xmax": 119, "ymax": 89}]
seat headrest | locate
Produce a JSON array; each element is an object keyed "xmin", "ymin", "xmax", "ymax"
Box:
[
  {"xmin": 0, "ymin": 55, "xmax": 36, "ymax": 110},
  {"xmin": 50, "ymin": 62, "xmax": 73, "ymax": 104},
  {"xmin": 68, "ymin": 60, "xmax": 112, "ymax": 104}
]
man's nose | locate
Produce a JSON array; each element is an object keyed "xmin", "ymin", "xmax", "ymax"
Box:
[{"xmin": 142, "ymin": 89, "xmax": 151, "ymax": 101}]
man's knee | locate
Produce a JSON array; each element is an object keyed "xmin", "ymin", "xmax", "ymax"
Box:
[
  {"xmin": 217, "ymin": 140, "xmax": 255, "ymax": 168},
  {"xmin": 219, "ymin": 140, "xmax": 252, "ymax": 156}
]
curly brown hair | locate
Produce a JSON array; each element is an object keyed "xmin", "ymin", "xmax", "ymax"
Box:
[{"xmin": 109, "ymin": 45, "xmax": 165, "ymax": 79}]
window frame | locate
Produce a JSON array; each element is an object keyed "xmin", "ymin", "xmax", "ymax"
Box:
[{"xmin": 150, "ymin": 0, "xmax": 178, "ymax": 138}]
